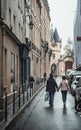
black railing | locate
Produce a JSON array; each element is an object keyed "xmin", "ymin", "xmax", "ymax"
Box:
[
  {"xmin": 13, "ymin": 89, "xmax": 15, "ymax": 115},
  {"xmin": 4, "ymin": 79, "xmax": 45, "ymax": 122},
  {"xmin": 5, "ymin": 92, "xmax": 7, "ymax": 121}
]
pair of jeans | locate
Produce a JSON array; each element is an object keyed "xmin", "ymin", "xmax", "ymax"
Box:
[
  {"xmin": 49, "ymin": 92, "xmax": 55, "ymax": 105},
  {"xmin": 61, "ymin": 91, "xmax": 67, "ymax": 103}
]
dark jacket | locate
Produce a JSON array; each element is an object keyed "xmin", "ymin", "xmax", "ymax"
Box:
[{"xmin": 46, "ymin": 77, "xmax": 58, "ymax": 93}]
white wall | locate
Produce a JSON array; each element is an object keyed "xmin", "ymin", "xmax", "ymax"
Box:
[{"xmin": 74, "ymin": 0, "xmax": 81, "ymax": 68}]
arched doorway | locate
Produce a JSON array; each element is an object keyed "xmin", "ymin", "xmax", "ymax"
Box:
[
  {"xmin": 65, "ymin": 61, "xmax": 73, "ymax": 72},
  {"xmin": 51, "ymin": 63, "xmax": 57, "ymax": 77}
]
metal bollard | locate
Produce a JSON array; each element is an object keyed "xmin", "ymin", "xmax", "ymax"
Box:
[
  {"xmin": 30, "ymin": 85, "xmax": 31, "ymax": 97},
  {"xmin": 13, "ymin": 89, "xmax": 15, "ymax": 115},
  {"xmin": 26, "ymin": 83, "xmax": 28, "ymax": 101},
  {"xmin": 32, "ymin": 82, "xmax": 34, "ymax": 95},
  {"xmin": 5, "ymin": 92, "xmax": 7, "ymax": 121},
  {"xmin": 23, "ymin": 86, "xmax": 25, "ymax": 105},
  {"xmin": 19, "ymin": 87, "xmax": 20, "ymax": 109}
]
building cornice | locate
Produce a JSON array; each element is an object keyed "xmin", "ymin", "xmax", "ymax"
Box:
[
  {"xmin": 1, "ymin": 20, "xmax": 21, "ymax": 45},
  {"xmin": 43, "ymin": 0, "xmax": 51, "ymax": 21}
]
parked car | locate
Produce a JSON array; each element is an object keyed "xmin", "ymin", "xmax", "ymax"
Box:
[
  {"xmin": 66, "ymin": 69, "xmax": 74, "ymax": 78},
  {"xmin": 66, "ymin": 69, "xmax": 81, "ymax": 79},
  {"xmin": 75, "ymin": 86, "xmax": 81, "ymax": 111},
  {"xmin": 70, "ymin": 75, "xmax": 81, "ymax": 110},
  {"xmin": 71, "ymin": 75, "xmax": 81, "ymax": 96}
]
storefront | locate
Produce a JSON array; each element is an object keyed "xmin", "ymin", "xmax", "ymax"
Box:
[{"xmin": 19, "ymin": 43, "xmax": 30, "ymax": 90}]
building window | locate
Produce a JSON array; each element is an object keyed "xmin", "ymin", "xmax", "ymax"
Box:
[
  {"xmin": 9, "ymin": 8, "xmax": 12, "ymax": 30},
  {"xmin": 18, "ymin": 0, "xmax": 22, "ymax": 12},
  {"xmin": 60, "ymin": 55, "xmax": 62, "ymax": 58},
  {"xmin": 16, "ymin": 55, "xmax": 18, "ymax": 88},
  {"xmin": 13, "ymin": 15, "xmax": 16, "ymax": 33},
  {"xmin": 4, "ymin": 49, "xmax": 7, "ymax": 83},
  {"xmin": 21, "ymin": 27, "xmax": 23, "ymax": 41},
  {"xmin": 53, "ymin": 53, "xmax": 55, "ymax": 59},
  {"xmin": 36, "ymin": 57, "xmax": 38, "ymax": 63},
  {"xmin": 18, "ymin": 0, "xmax": 20, "ymax": 9},
  {"xmin": 18, "ymin": 23, "xmax": 20, "ymax": 38},
  {"xmin": 10, "ymin": 53, "xmax": 15, "ymax": 92},
  {"xmin": 32, "ymin": 54, "xmax": 33, "ymax": 60}
]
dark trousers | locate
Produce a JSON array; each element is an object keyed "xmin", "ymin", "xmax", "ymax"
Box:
[
  {"xmin": 61, "ymin": 91, "xmax": 67, "ymax": 103},
  {"xmin": 49, "ymin": 92, "xmax": 55, "ymax": 105}
]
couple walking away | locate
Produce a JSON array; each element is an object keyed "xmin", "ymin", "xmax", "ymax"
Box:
[{"xmin": 46, "ymin": 74, "xmax": 70, "ymax": 108}]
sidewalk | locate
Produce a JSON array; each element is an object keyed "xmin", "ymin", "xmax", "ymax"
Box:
[
  {"xmin": 5, "ymin": 87, "xmax": 81, "ymax": 130},
  {"xmin": 0, "ymin": 82, "xmax": 45, "ymax": 130}
]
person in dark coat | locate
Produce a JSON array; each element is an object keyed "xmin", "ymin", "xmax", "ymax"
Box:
[{"xmin": 46, "ymin": 73, "xmax": 58, "ymax": 107}]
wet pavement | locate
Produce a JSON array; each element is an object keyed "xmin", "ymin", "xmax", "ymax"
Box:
[{"xmin": 6, "ymin": 86, "xmax": 81, "ymax": 130}]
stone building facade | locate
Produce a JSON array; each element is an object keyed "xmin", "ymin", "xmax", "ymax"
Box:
[
  {"xmin": 74, "ymin": 0, "xmax": 81, "ymax": 70},
  {"xmin": 0, "ymin": 0, "xmax": 51, "ymax": 121},
  {"xmin": 58, "ymin": 58, "xmax": 65, "ymax": 76},
  {"xmin": 25, "ymin": 0, "xmax": 51, "ymax": 80},
  {"xmin": 50, "ymin": 26, "xmax": 62, "ymax": 76},
  {"xmin": 0, "ymin": 0, "xmax": 27, "ymax": 121},
  {"xmin": 41, "ymin": 0, "xmax": 51, "ymax": 78},
  {"xmin": 51, "ymin": 42, "xmax": 61, "ymax": 76}
]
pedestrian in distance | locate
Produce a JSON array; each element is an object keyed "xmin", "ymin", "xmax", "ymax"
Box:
[
  {"xmin": 43, "ymin": 72, "xmax": 47, "ymax": 83},
  {"xmin": 59, "ymin": 75, "xmax": 70, "ymax": 108},
  {"xmin": 46, "ymin": 73, "xmax": 59, "ymax": 107},
  {"xmin": 29, "ymin": 76, "xmax": 35, "ymax": 88}
]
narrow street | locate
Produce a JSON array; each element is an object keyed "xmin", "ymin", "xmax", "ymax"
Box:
[
  {"xmin": 0, "ymin": 0, "xmax": 79, "ymax": 128},
  {"xmin": 6, "ymin": 78, "xmax": 81, "ymax": 130}
]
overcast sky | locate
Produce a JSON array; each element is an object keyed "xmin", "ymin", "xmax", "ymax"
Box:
[{"xmin": 48, "ymin": 0, "xmax": 77, "ymax": 46}]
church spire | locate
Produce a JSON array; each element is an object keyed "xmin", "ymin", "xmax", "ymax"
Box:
[
  {"xmin": 53, "ymin": 28, "xmax": 60, "ymax": 43},
  {"xmin": 50, "ymin": 26, "xmax": 61, "ymax": 46}
]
